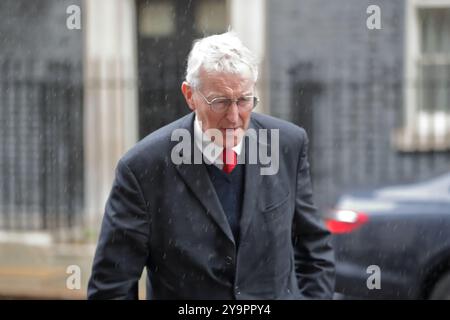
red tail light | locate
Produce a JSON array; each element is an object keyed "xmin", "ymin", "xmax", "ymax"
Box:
[{"xmin": 325, "ymin": 209, "xmax": 369, "ymax": 234}]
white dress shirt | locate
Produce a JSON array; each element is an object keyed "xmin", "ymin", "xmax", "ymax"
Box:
[{"xmin": 193, "ymin": 114, "xmax": 243, "ymax": 170}]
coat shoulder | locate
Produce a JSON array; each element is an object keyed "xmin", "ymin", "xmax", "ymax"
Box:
[
  {"xmin": 120, "ymin": 113, "xmax": 193, "ymax": 170},
  {"xmin": 250, "ymin": 112, "xmax": 307, "ymax": 145}
]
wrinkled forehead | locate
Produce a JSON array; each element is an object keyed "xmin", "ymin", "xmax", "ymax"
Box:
[{"xmin": 198, "ymin": 68, "xmax": 255, "ymax": 95}]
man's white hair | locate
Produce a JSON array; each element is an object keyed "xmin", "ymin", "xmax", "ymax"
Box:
[{"xmin": 185, "ymin": 31, "xmax": 258, "ymax": 88}]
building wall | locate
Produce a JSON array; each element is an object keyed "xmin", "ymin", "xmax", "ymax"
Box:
[
  {"xmin": 267, "ymin": 0, "xmax": 450, "ymax": 209},
  {"xmin": 0, "ymin": 0, "xmax": 83, "ymax": 74}
]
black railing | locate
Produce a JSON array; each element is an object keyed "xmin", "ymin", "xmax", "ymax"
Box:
[{"xmin": 0, "ymin": 59, "xmax": 84, "ymax": 230}]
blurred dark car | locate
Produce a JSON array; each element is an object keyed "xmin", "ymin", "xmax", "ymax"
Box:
[{"xmin": 325, "ymin": 172, "xmax": 450, "ymax": 299}]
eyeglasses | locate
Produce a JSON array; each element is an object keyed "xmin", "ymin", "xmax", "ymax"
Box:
[{"xmin": 196, "ymin": 90, "xmax": 259, "ymax": 113}]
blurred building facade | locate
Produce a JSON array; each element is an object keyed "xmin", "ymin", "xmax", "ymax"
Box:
[
  {"xmin": 0, "ymin": 0, "xmax": 449, "ymax": 240},
  {"xmin": 0, "ymin": 0, "xmax": 84, "ymax": 239},
  {"xmin": 0, "ymin": 0, "xmax": 266, "ymax": 240},
  {"xmin": 267, "ymin": 0, "xmax": 450, "ymax": 209}
]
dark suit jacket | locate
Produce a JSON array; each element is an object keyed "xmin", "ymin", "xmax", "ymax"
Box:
[{"xmin": 87, "ymin": 112, "xmax": 335, "ymax": 299}]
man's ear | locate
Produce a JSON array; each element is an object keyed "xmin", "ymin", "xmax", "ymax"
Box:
[{"xmin": 181, "ymin": 82, "xmax": 196, "ymax": 111}]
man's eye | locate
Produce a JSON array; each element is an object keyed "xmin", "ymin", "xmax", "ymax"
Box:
[
  {"xmin": 237, "ymin": 97, "xmax": 254, "ymax": 105},
  {"xmin": 213, "ymin": 99, "xmax": 229, "ymax": 105}
]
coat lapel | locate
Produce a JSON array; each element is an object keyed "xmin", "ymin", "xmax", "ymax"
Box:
[
  {"xmin": 239, "ymin": 118, "xmax": 264, "ymax": 243},
  {"xmin": 174, "ymin": 113, "xmax": 235, "ymax": 245}
]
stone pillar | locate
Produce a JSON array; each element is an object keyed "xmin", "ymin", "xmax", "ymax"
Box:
[
  {"xmin": 230, "ymin": 0, "xmax": 268, "ymax": 114},
  {"xmin": 83, "ymin": 0, "xmax": 138, "ymax": 231}
]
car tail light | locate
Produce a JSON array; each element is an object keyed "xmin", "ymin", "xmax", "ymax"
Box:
[{"xmin": 325, "ymin": 209, "xmax": 369, "ymax": 234}]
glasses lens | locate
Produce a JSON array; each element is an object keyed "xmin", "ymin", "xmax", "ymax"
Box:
[
  {"xmin": 253, "ymin": 97, "xmax": 258, "ymax": 108},
  {"xmin": 211, "ymin": 98, "xmax": 230, "ymax": 113},
  {"xmin": 209, "ymin": 96, "xmax": 258, "ymax": 113},
  {"xmin": 239, "ymin": 96, "xmax": 258, "ymax": 110}
]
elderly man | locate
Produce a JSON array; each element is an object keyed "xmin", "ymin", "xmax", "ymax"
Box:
[{"xmin": 88, "ymin": 32, "xmax": 335, "ymax": 300}]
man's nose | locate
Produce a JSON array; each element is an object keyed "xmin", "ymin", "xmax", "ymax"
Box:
[{"xmin": 225, "ymin": 101, "xmax": 239, "ymax": 123}]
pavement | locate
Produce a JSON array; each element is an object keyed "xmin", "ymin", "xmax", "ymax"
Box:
[{"xmin": 0, "ymin": 235, "xmax": 147, "ymax": 299}]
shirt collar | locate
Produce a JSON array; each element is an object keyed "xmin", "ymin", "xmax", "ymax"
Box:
[{"xmin": 193, "ymin": 114, "xmax": 244, "ymax": 165}]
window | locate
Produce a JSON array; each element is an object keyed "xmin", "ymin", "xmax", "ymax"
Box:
[
  {"xmin": 395, "ymin": 0, "xmax": 450, "ymax": 151},
  {"xmin": 194, "ymin": 0, "xmax": 229, "ymax": 35},
  {"xmin": 139, "ymin": 0, "xmax": 175, "ymax": 37}
]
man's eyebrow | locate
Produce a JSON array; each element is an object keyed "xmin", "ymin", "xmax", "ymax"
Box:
[
  {"xmin": 207, "ymin": 91, "xmax": 254, "ymax": 99},
  {"xmin": 206, "ymin": 92, "xmax": 225, "ymax": 99}
]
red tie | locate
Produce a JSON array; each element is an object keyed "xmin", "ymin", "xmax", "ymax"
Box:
[{"xmin": 222, "ymin": 149, "xmax": 237, "ymax": 174}]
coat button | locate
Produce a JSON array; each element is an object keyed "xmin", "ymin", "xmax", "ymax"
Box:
[{"xmin": 225, "ymin": 256, "xmax": 233, "ymax": 264}]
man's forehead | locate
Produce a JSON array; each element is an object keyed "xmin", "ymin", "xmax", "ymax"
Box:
[{"xmin": 199, "ymin": 70, "xmax": 254, "ymax": 91}]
